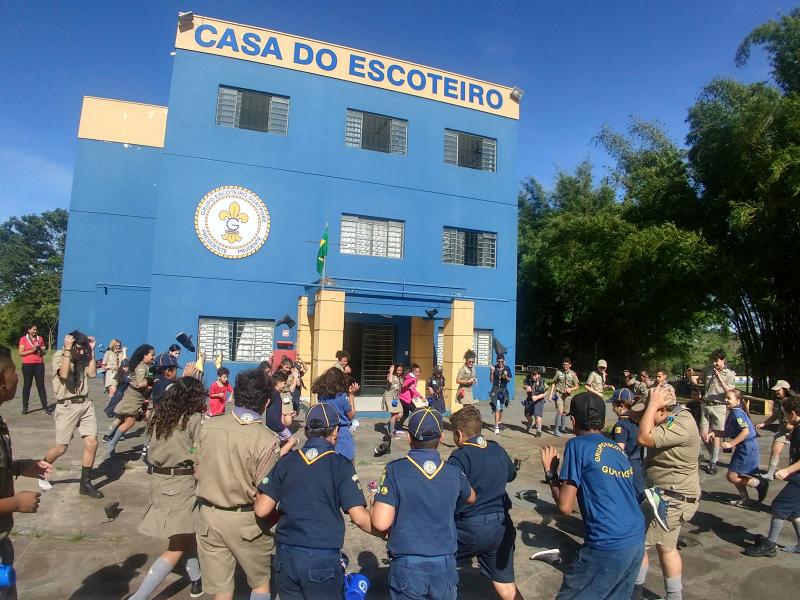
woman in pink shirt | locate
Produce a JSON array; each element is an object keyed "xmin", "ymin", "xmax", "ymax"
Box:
[
  {"xmin": 395, "ymin": 363, "xmax": 427, "ymax": 436},
  {"xmin": 17, "ymin": 324, "xmax": 49, "ymax": 414}
]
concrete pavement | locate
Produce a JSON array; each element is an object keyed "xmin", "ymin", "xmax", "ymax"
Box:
[{"xmin": 6, "ymin": 377, "xmax": 799, "ymax": 599}]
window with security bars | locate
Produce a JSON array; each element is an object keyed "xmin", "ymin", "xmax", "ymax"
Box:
[
  {"xmin": 345, "ymin": 109, "xmax": 407, "ymax": 155},
  {"xmin": 444, "ymin": 129, "xmax": 496, "ymax": 172},
  {"xmin": 437, "ymin": 328, "xmax": 493, "ymax": 367},
  {"xmin": 216, "ymin": 86, "xmax": 289, "ymax": 135},
  {"xmin": 340, "ymin": 215, "xmax": 404, "ymax": 258},
  {"xmin": 442, "ymin": 227, "xmax": 496, "ymax": 268},
  {"xmin": 197, "ymin": 317, "xmax": 275, "ymax": 362}
]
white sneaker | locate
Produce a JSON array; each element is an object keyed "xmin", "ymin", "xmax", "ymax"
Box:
[
  {"xmin": 38, "ymin": 479, "xmax": 53, "ymax": 491},
  {"xmin": 494, "ymin": 425, "xmax": 500, "ymax": 435}
]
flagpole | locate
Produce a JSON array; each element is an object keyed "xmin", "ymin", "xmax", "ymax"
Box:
[{"xmin": 321, "ymin": 222, "xmax": 328, "ymax": 292}]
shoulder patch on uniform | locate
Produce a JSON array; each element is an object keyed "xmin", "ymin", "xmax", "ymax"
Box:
[
  {"xmin": 352, "ymin": 473, "xmax": 362, "ymax": 490},
  {"xmin": 261, "ymin": 476, "xmax": 269, "ymax": 485},
  {"xmin": 306, "ymin": 448, "xmax": 319, "ymax": 460},
  {"xmin": 380, "ymin": 486, "xmax": 389, "ymax": 495},
  {"xmin": 423, "ymin": 460, "xmax": 437, "ymax": 475},
  {"xmin": 614, "ymin": 426, "xmax": 622, "ymax": 433},
  {"xmin": 737, "ymin": 417, "xmax": 746, "ymax": 427},
  {"xmin": 666, "ymin": 416, "xmax": 675, "ymax": 428}
]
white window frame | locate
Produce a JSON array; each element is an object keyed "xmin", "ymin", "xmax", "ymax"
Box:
[
  {"xmin": 346, "ymin": 109, "xmax": 407, "ymax": 155},
  {"xmin": 437, "ymin": 328, "xmax": 493, "ymax": 367},
  {"xmin": 340, "ymin": 214, "xmax": 404, "ymax": 259},
  {"xmin": 198, "ymin": 317, "xmax": 275, "ymax": 363}
]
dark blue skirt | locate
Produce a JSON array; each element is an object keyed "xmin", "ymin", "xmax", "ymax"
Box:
[
  {"xmin": 728, "ymin": 439, "xmax": 760, "ymax": 475},
  {"xmin": 772, "ymin": 475, "xmax": 800, "ymax": 520}
]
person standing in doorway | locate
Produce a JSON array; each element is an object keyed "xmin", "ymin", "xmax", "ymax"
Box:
[
  {"xmin": 43, "ymin": 331, "xmax": 104, "ymax": 498},
  {"xmin": 550, "ymin": 358, "xmax": 579, "ymax": 437},
  {"xmin": 701, "ymin": 349, "xmax": 735, "ymax": 475},
  {"xmin": 17, "ymin": 324, "xmax": 49, "ymax": 415},
  {"xmin": 489, "ymin": 355, "xmax": 512, "ymax": 435}
]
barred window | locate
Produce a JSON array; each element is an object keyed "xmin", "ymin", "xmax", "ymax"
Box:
[
  {"xmin": 444, "ymin": 129, "xmax": 496, "ymax": 172},
  {"xmin": 340, "ymin": 215, "xmax": 404, "ymax": 259},
  {"xmin": 437, "ymin": 328, "xmax": 493, "ymax": 367},
  {"xmin": 346, "ymin": 109, "xmax": 407, "ymax": 155},
  {"xmin": 442, "ymin": 227, "xmax": 496, "ymax": 268},
  {"xmin": 216, "ymin": 86, "xmax": 289, "ymax": 135},
  {"xmin": 198, "ymin": 317, "xmax": 274, "ymax": 363}
]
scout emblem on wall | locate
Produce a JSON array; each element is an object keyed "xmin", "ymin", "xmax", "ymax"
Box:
[{"xmin": 194, "ymin": 186, "xmax": 270, "ymax": 258}]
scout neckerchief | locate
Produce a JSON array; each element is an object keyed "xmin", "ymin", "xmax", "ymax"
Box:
[
  {"xmin": 463, "ymin": 435, "xmax": 488, "ymax": 449},
  {"xmin": 299, "ymin": 439, "xmax": 336, "ymax": 465},
  {"xmin": 406, "ymin": 450, "xmax": 444, "ymax": 480}
]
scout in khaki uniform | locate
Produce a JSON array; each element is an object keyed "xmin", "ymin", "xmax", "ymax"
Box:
[
  {"xmin": 106, "ymin": 344, "xmax": 156, "ymax": 456},
  {"xmin": 757, "ymin": 380, "xmax": 795, "ymax": 480},
  {"xmin": 195, "ymin": 368, "xmax": 284, "ymax": 600},
  {"xmin": 42, "ymin": 331, "xmax": 104, "ymax": 498},
  {"xmin": 129, "ymin": 377, "xmax": 206, "ymax": 600},
  {"xmin": 549, "ymin": 358, "xmax": 579, "ymax": 437},
  {"xmin": 0, "ymin": 345, "xmax": 51, "ymax": 599},
  {"xmin": 384, "ymin": 363, "xmax": 403, "ymax": 437},
  {"xmin": 585, "ymin": 359, "xmax": 613, "ymax": 396},
  {"xmin": 456, "ymin": 350, "xmax": 478, "ymax": 406},
  {"xmin": 701, "ymin": 349, "xmax": 735, "ymax": 475},
  {"xmin": 635, "ymin": 385, "xmax": 701, "ymax": 600}
]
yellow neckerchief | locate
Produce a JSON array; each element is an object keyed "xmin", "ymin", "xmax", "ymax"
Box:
[
  {"xmin": 299, "ymin": 448, "xmax": 336, "ymax": 466},
  {"xmin": 462, "ymin": 435, "xmax": 488, "ymax": 449},
  {"xmin": 405, "ymin": 455, "xmax": 444, "ymax": 480}
]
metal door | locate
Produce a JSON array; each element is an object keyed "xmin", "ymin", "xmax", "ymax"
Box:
[{"xmin": 361, "ymin": 324, "xmax": 395, "ymax": 390}]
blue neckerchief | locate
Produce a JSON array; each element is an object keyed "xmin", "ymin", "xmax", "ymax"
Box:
[
  {"xmin": 303, "ymin": 438, "xmax": 335, "ymax": 452},
  {"xmin": 231, "ymin": 406, "xmax": 263, "ymax": 424}
]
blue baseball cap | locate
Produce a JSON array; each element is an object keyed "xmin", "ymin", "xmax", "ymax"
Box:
[
  {"xmin": 608, "ymin": 388, "xmax": 634, "ymax": 406},
  {"xmin": 407, "ymin": 408, "xmax": 444, "ymax": 441},
  {"xmin": 306, "ymin": 403, "xmax": 340, "ymax": 430},
  {"xmin": 154, "ymin": 353, "xmax": 178, "ymax": 370}
]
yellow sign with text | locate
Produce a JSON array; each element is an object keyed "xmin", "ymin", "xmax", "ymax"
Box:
[{"xmin": 175, "ymin": 16, "xmax": 520, "ymax": 120}]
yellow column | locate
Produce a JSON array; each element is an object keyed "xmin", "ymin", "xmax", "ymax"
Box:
[
  {"xmin": 296, "ymin": 296, "xmax": 312, "ymax": 364},
  {"xmin": 310, "ymin": 289, "xmax": 345, "ymax": 403},
  {"xmin": 442, "ymin": 300, "xmax": 474, "ymax": 413},
  {"xmin": 410, "ymin": 317, "xmax": 435, "ymax": 397}
]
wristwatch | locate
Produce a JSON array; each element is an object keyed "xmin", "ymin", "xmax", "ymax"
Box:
[{"xmin": 544, "ymin": 470, "xmax": 559, "ymax": 484}]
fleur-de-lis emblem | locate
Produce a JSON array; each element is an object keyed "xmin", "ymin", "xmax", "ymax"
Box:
[{"xmin": 218, "ymin": 201, "xmax": 249, "ymax": 243}]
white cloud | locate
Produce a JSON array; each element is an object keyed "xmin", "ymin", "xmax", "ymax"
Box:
[{"xmin": 0, "ymin": 149, "xmax": 72, "ymax": 221}]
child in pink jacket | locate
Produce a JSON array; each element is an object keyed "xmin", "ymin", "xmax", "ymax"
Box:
[{"xmin": 395, "ymin": 363, "xmax": 427, "ymax": 436}]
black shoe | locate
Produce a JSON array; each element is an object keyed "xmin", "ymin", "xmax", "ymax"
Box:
[
  {"xmin": 21, "ymin": 409, "xmax": 28, "ymax": 415},
  {"xmin": 45, "ymin": 408, "xmax": 54, "ymax": 416},
  {"xmin": 756, "ymin": 477, "xmax": 769, "ymax": 502},
  {"xmin": 79, "ymin": 479, "xmax": 104, "ymax": 499},
  {"xmin": 102, "ymin": 434, "xmax": 111, "ymax": 443},
  {"xmin": 706, "ymin": 463, "xmax": 718, "ymax": 475},
  {"xmin": 745, "ymin": 538, "xmax": 777, "ymax": 557},
  {"xmin": 534, "ymin": 431, "xmax": 542, "ymax": 438},
  {"xmin": 189, "ymin": 578, "xmax": 203, "ymax": 598}
]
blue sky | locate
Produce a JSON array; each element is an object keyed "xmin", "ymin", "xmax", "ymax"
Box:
[{"xmin": 0, "ymin": 0, "xmax": 795, "ymax": 221}]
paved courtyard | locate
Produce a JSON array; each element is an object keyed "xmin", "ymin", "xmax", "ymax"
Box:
[{"xmin": 6, "ymin": 377, "xmax": 799, "ymax": 599}]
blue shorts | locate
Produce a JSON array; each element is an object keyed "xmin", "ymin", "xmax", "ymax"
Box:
[
  {"xmin": 389, "ymin": 555, "xmax": 457, "ymax": 600},
  {"xmin": 728, "ymin": 439, "xmax": 760, "ymax": 476},
  {"xmin": 525, "ymin": 399, "xmax": 544, "ymax": 418},
  {"xmin": 772, "ymin": 475, "xmax": 800, "ymax": 521},
  {"xmin": 557, "ymin": 542, "xmax": 644, "ymax": 600},
  {"xmin": 428, "ymin": 395, "xmax": 446, "ymax": 414},
  {"xmin": 336, "ymin": 429, "xmax": 355, "ymax": 462},
  {"xmin": 456, "ymin": 512, "xmax": 516, "ymax": 583},
  {"xmin": 273, "ymin": 545, "xmax": 343, "ymax": 600}
]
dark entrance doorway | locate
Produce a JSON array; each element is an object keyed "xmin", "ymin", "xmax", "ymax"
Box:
[{"xmin": 343, "ymin": 322, "xmax": 395, "ymax": 395}]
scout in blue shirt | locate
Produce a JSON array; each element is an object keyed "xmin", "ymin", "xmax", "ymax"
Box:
[
  {"xmin": 372, "ymin": 408, "xmax": 476, "ymax": 600},
  {"xmin": 489, "ymin": 355, "xmax": 513, "ymax": 434},
  {"xmin": 255, "ymin": 402, "xmax": 375, "ymax": 599},
  {"xmin": 609, "ymin": 388, "xmax": 645, "ymax": 499},
  {"xmin": 541, "ymin": 392, "xmax": 645, "ymax": 600},
  {"xmin": 719, "ymin": 389, "xmax": 768, "ymax": 506},
  {"xmin": 447, "ymin": 405, "xmax": 521, "ymax": 600}
]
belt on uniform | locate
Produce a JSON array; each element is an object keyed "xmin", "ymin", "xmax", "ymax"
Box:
[
  {"xmin": 457, "ymin": 511, "xmax": 506, "ymax": 523},
  {"xmin": 148, "ymin": 466, "xmax": 194, "ymax": 476},
  {"xmin": 661, "ymin": 489, "xmax": 698, "ymax": 504},
  {"xmin": 198, "ymin": 498, "xmax": 254, "ymax": 512},
  {"xmin": 56, "ymin": 397, "xmax": 88, "ymax": 405}
]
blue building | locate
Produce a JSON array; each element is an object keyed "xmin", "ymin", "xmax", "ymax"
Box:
[{"xmin": 60, "ymin": 14, "xmax": 521, "ymax": 412}]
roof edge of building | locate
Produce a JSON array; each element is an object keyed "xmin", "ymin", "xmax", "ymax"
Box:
[{"xmin": 78, "ymin": 96, "xmax": 168, "ymax": 148}]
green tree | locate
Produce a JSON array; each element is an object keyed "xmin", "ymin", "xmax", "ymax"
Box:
[{"xmin": 0, "ymin": 209, "xmax": 68, "ymax": 349}]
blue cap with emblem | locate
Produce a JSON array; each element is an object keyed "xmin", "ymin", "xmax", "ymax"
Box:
[
  {"xmin": 407, "ymin": 408, "xmax": 443, "ymax": 441},
  {"xmin": 608, "ymin": 388, "xmax": 634, "ymax": 406},
  {"xmin": 153, "ymin": 352, "xmax": 178, "ymax": 370},
  {"xmin": 306, "ymin": 402, "xmax": 341, "ymax": 430}
]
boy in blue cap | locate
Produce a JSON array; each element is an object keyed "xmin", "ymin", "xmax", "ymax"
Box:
[
  {"xmin": 540, "ymin": 392, "xmax": 645, "ymax": 600},
  {"xmin": 255, "ymin": 402, "xmax": 375, "ymax": 599},
  {"xmin": 609, "ymin": 388, "xmax": 645, "ymax": 499},
  {"xmin": 372, "ymin": 408, "xmax": 476, "ymax": 600},
  {"xmin": 448, "ymin": 405, "xmax": 522, "ymax": 600}
]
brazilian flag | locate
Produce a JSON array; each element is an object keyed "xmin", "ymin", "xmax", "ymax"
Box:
[{"xmin": 316, "ymin": 225, "xmax": 329, "ymax": 275}]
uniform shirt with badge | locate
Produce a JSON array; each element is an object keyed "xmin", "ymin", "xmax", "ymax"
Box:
[
  {"xmin": 644, "ymin": 409, "xmax": 701, "ymax": 497},
  {"xmin": 724, "ymin": 407, "xmax": 756, "ymax": 442},
  {"xmin": 559, "ymin": 433, "xmax": 645, "ymax": 550},
  {"xmin": 523, "ymin": 375, "xmax": 545, "ymax": 400},
  {"xmin": 554, "ymin": 369, "xmax": 578, "ymax": 395},
  {"xmin": 491, "ymin": 365, "xmax": 512, "ymax": 389},
  {"xmin": 196, "ymin": 406, "xmax": 280, "ymax": 507},
  {"xmin": 703, "ymin": 367, "xmax": 736, "ymax": 404},
  {"xmin": 147, "ymin": 412, "xmax": 203, "ymax": 468},
  {"xmin": 447, "ymin": 435, "xmax": 515, "ymax": 518},
  {"xmin": 610, "ymin": 417, "xmax": 643, "ymax": 465},
  {"xmin": 51, "ymin": 350, "xmax": 91, "ymax": 400},
  {"xmin": 258, "ymin": 437, "xmax": 366, "ymax": 549},
  {"xmin": 375, "ymin": 449, "xmax": 472, "ymax": 557},
  {"xmin": 457, "ymin": 365, "xmax": 476, "ymax": 403},
  {"xmin": 585, "ymin": 371, "xmax": 605, "ymax": 395}
]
